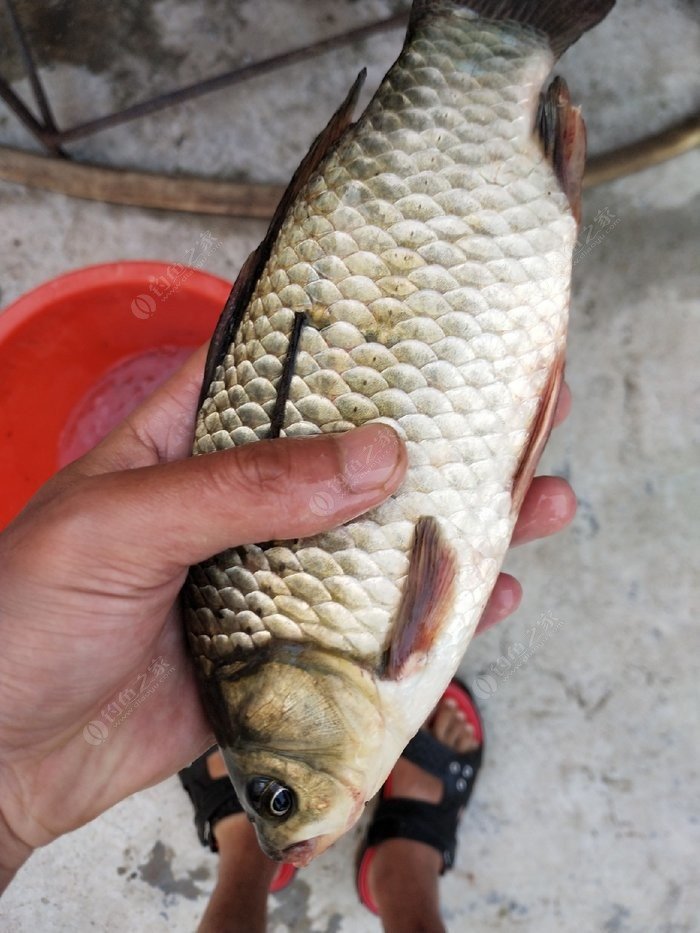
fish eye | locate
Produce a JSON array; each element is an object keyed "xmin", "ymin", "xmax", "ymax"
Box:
[
  {"xmin": 267, "ymin": 785, "xmax": 294, "ymax": 818},
  {"xmin": 246, "ymin": 776, "xmax": 296, "ymax": 821},
  {"xmin": 247, "ymin": 777, "xmax": 268, "ymax": 806}
]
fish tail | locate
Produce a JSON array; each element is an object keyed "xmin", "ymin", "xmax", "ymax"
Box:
[{"xmin": 409, "ymin": 0, "xmax": 615, "ymax": 59}]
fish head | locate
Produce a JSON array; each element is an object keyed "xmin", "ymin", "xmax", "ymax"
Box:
[
  {"xmin": 215, "ymin": 648, "xmax": 386, "ymax": 865},
  {"xmin": 222, "ymin": 746, "xmax": 364, "ymax": 865}
]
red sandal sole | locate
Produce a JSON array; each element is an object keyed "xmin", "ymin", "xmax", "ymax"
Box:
[{"xmin": 270, "ymin": 861, "xmax": 297, "ymax": 894}]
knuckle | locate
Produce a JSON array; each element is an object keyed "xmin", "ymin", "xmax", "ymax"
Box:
[{"xmin": 223, "ymin": 441, "xmax": 292, "ymax": 498}]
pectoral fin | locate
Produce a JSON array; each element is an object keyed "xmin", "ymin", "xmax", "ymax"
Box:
[
  {"xmin": 511, "ymin": 351, "xmax": 565, "ymax": 516},
  {"xmin": 537, "ymin": 76, "xmax": 587, "ymax": 225},
  {"xmin": 384, "ymin": 516, "xmax": 458, "ymax": 681}
]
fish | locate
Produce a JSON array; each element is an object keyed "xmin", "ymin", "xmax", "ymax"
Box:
[{"xmin": 183, "ymin": 0, "xmax": 615, "ymax": 866}]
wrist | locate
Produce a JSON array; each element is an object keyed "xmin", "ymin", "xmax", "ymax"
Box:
[{"xmin": 0, "ymin": 805, "xmax": 33, "ymax": 895}]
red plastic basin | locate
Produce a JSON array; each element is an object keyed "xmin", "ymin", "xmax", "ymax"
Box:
[{"xmin": 0, "ymin": 261, "xmax": 230, "ymax": 529}]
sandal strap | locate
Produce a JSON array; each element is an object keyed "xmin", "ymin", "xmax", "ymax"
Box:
[
  {"xmin": 402, "ymin": 729, "xmax": 483, "ymax": 807},
  {"xmin": 364, "ymin": 684, "xmax": 484, "ymax": 875},
  {"xmin": 366, "ymin": 798, "xmax": 460, "ymax": 872},
  {"xmin": 178, "ymin": 749, "xmax": 243, "ymax": 852},
  {"xmin": 367, "ymin": 739, "xmax": 482, "ymax": 872},
  {"xmin": 401, "ymin": 729, "xmax": 483, "ymax": 799}
]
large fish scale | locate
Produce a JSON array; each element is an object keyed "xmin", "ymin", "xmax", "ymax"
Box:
[{"xmin": 186, "ymin": 16, "xmax": 574, "ymax": 679}]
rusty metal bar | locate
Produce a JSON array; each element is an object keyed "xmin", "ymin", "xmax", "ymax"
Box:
[
  {"xmin": 0, "ymin": 74, "xmax": 61, "ymax": 151},
  {"xmin": 55, "ymin": 12, "xmax": 407, "ymax": 144},
  {"xmin": 4, "ymin": 0, "xmax": 60, "ymax": 133}
]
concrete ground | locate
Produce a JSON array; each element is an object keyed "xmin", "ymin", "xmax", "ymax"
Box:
[{"xmin": 1, "ymin": 1, "xmax": 698, "ymax": 930}]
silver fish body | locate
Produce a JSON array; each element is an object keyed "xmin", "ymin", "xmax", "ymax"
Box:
[{"xmin": 184, "ymin": 0, "xmax": 614, "ymax": 864}]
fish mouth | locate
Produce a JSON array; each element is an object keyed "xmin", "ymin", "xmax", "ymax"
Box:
[{"xmin": 278, "ymin": 838, "xmax": 318, "ymax": 868}]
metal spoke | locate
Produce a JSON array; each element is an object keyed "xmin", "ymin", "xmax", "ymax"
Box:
[
  {"xmin": 56, "ymin": 13, "xmax": 407, "ymax": 144},
  {"xmin": 0, "ymin": 9, "xmax": 406, "ymax": 154},
  {"xmin": 0, "ymin": 73, "xmax": 62, "ymax": 154},
  {"xmin": 3, "ymin": 0, "xmax": 63, "ymax": 152}
]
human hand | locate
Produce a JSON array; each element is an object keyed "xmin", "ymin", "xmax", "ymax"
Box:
[
  {"xmin": 0, "ymin": 344, "xmax": 407, "ymax": 887},
  {"xmin": 0, "ymin": 345, "xmax": 573, "ymax": 888}
]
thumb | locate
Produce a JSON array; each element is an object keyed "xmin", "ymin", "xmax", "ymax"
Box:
[{"xmin": 71, "ymin": 423, "xmax": 406, "ymax": 577}]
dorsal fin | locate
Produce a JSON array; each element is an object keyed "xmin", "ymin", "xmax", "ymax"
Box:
[
  {"xmin": 384, "ymin": 516, "xmax": 458, "ymax": 681},
  {"xmin": 537, "ymin": 76, "xmax": 586, "ymax": 224},
  {"xmin": 197, "ymin": 68, "xmax": 367, "ymax": 410}
]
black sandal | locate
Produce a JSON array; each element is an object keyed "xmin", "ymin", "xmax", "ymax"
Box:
[
  {"xmin": 356, "ymin": 680, "xmax": 483, "ymax": 914},
  {"xmin": 179, "ymin": 747, "xmax": 296, "ymax": 893},
  {"xmin": 179, "ymin": 747, "xmax": 245, "ymax": 852}
]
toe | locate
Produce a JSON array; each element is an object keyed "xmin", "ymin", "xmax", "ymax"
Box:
[
  {"xmin": 431, "ymin": 699, "xmax": 481, "ymax": 755},
  {"xmin": 455, "ymin": 721, "xmax": 479, "ymax": 755},
  {"xmin": 432, "ymin": 699, "xmax": 457, "ymax": 744},
  {"xmin": 443, "ymin": 711, "xmax": 465, "ymax": 748},
  {"xmin": 206, "ymin": 749, "xmax": 227, "ymax": 779}
]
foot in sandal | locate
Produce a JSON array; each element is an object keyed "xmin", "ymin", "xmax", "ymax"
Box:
[
  {"xmin": 179, "ymin": 748, "xmax": 296, "ymax": 933},
  {"xmin": 356, "ymin": 680, "xmax": 483, "ymax": 933}
]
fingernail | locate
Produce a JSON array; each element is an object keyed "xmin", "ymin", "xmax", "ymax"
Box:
[
  {"xmin": 338, "ymin": 424, "xmax": 405, "ymax": 494},
  {"xmin": 549, "ymin": 489, "xmax": 576, "ymax": 523},
  {"xmin": 497, "ymin": 578, "xmax": 521, "ymax": 614},
  {"xmin": 533, "ymin": 485, "xmax": 576, "ymax": 533}
]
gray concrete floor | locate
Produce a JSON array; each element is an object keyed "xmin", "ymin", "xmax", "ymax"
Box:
[{"xmin": 1, "ymin": 1, "xmax": 699, "ymax": 930}]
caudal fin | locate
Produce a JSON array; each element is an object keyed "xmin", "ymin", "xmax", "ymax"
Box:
[{"xmin": 410, "ymin": 0, "xmax": 616, "ymax": 59}]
